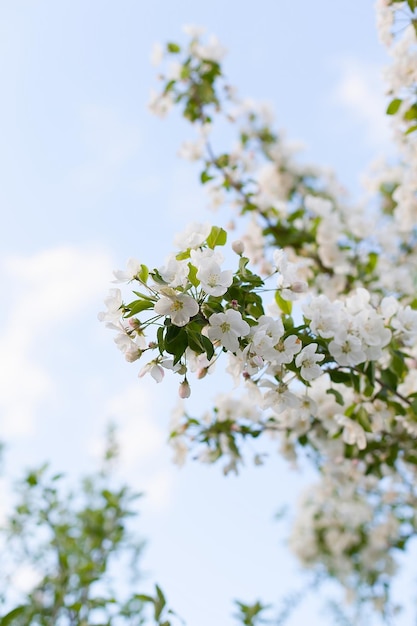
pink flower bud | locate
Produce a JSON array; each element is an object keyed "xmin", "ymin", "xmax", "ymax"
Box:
[{"xmin": 179, "ymin": 380, "xmax": 191, "ymax": 398}]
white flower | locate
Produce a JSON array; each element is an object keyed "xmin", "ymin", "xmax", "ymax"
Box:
[
  {"xmin": 154, "ymin": 289, "xmax": 199, "ymax": 327},
  {"xmin": 273, "ymin": 249, "xmax": 308, "ymax": 300},
  {"xmin": 392, "ymin": 305, "xmax": 417, "ymax": 344},
  {"xmin": 98, "ymin": 288, "xmax": 123, "ymax": 324},
  {"xmin": 139, "ymin": 360, "xmax": 164, "ymax": 383},
  {"xmin": 196, "ymin": 260, "xmax": 233, "ymax": 296},
  {"xmin": 262, "ymin": 381, "xmax": 301, "ymax": 414},
  {"xmin": 174, "ymin": 222, "xmax": 211, "ymax": 249},
  {"xmin": 208, "ymin": 309, "xmax": 250, "ymax": 352},
  {"xmin": 114, "ymin": 332, "xmax": 142, "ymax": 362},
  {"xmin": 329, "ymin": 334, "xmax": 366, "ymax": 367},
  {"xmin": 158, "ymin": 254, "xmax": 189, "ymax": 288},
  {"xmin": 295, "ymin": 344, "xmax": 324, "ymax": 381},
  {"xmin": 270, "ymin": 334, "xmax": 302, "ymax": 365},
  {"xmin": 112, "ymin": 258, "xmax": 142, "ymax": 283}
]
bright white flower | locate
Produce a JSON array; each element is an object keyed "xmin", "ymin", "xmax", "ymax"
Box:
[
  {"xmin": 114, "ymin": 332, "xmax": 143, "ymax": 362},
  {"xmin": 208, "ymin": 309, "xmax": 250, "ymax": 352},
  {"xmin": 380, "ymin": 296, "xmax": 400, "ymax": 320},
  {"xmin": 250, "ymin": 315, "xmax": 284, "ymax": 360},
  {"xmin": 98, "ymin": 288, "xmax": 123, "ymax": 324},
  {"xmin": 174, "ymin": 222, "xmax": 211, "ymax": 249},
  {"xmin": 273, "ymin": 249, "xmax": 308, "ymax": 300},
  {"xmin": 112, "ymin": 258, "xmax": 142, "ymax": 283},
  {"xmin": 158, "ymin": 254, "xmax": 189, "ymax": 288},
  {"xmin": 392, "ymin": 305, "xmax": 417, "ymax": 344},
  {"xmin": 190, "ymin": 245, "xmax": 221, "ymax": 262},
  {"xmin": 295, "ymin": 344, "xmax": 324, "ymax": 381},
  {"xmin": 196, "ymin": 260, "xmax": 233, "ymax": 296},
  {"xmin": 329, "ymin": 334, "xmax": 366, "ymax": 367},
  {"xmin": 154, "ymin": 290, "xmax": 199, "ymax": 327},
  {"xmin": 138, "ymin": 360, "xmax": 164, "ymax": 383},
  {"xmin": 262, "ymin": 381, "xmax": 301, "ymax": 414},
  {"xmin": 270, "ymin": 334, "xmax": 302, "ymax": 365}
]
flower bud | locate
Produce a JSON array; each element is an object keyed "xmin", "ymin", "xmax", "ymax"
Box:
[
  {"xmin": 125, "ymin": 348, "xmax": 142, "ymax": 363},
  {"xmin": 128, "ymin": 318, "xmax": 141, "ymax": 331},
  {"xmin": 232, "ymin": 239, "xmax": 245, "ymax": 255},
  {"xmin": 179, "ymin": 380, "xmax": 191, "ymax": 398},
  {"xmin": 291, "ymin": 281, "xmax": 308, "ymax": 294}
]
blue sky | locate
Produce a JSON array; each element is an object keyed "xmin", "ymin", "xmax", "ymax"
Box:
[{"xmin": 0, "ymin": 2, "xmax": 410, "ymax": 625}]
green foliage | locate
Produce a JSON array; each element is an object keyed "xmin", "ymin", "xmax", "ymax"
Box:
[{"xmin": 0, "ymin": 438, "xmax": 180, "ymax": 626}]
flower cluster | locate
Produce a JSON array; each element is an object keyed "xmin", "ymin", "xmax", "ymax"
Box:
[{"xmin": 101, "ymin": 12, "xmax": 417, "ymax": 617}]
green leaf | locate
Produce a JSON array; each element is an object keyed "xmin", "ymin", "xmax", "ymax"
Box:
[
  {"xmin": 274, "ymin": 291, "xmax": 292, "ymax": 315},
  {"xmin": 125, "ymin": 299, "xmax": 154, "ymax": 317},
  {"xmin": 328, "ymin": 370, "xmax": 351, "ymax": 385},
  {"xmin": 380, "ymin": 368, "xmax": 398, "ymax": 391},
  {"xmin": 0, "ymin": 606, "xmax": 28, "ymax": 624},
  {"xmin": 167, "ymin": 42, "xmax": 181, "ymax": 53},
  {"xmin": 138, "ymin": 264, "xmax": 149, "ymax": 283},
  {"xmin": 355, "ymin": 406, "xmax": 372, "ymax": 433},
  {"xmin": 157, "ymin": 326, "xmax": 165, "ymax": 354},
  {"xmin": 164, "ymin": 325, "xmax": 188, "ymax": 364},
  {"xmin": 404, "ymin": 104, "xmax": 417, "ymax": 120},
  {"xmin": 326, "ymin": 388, "xmax": 344, "ymax": 405},
  {"xmin": 188, "ymin": 263, "xmax": 199, "ymax": 287},
  {"xmin": 386, "ymin": 98, "xmax": 402, "ymax": 115},
  {"xmin": 200, "ymin": 170, "xmax": 213, "ymax": 184},
  {"xmin": 176, "ymin": 249, "xmax": 191, "ymax": 260},
  {"xmin": 405, "ymin": 124, "xmax": 417, "ymax": 135},
  {"xmin": 206, "ymin": 225, "xmax": 227, "ymax": 249}
]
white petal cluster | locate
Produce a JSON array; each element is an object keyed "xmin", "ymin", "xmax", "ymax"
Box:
[{"xmin": 303, "ymin": 289, "xmax": 392, "ymax": 368}]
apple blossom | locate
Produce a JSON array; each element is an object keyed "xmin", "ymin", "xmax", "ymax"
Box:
[
  {"xmin": 207, "ymin": 309, "xmax": 250, "ymax": 352},
  {"xmin": 154, "ymin": 290, "xmax": 199, "ymax": 327}
]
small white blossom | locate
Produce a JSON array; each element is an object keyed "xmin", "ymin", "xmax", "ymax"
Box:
[
  {"xmin": 208, "ymin": 309, "xmax": 250, "ymax": 352},
  {"xmin": 154, "ymin": 288, "xmax": 199, "ymax": 326},
  {"xmin": 197, "ymin": 260, "xmax": 233, "ymax": 296},
  {"xmin": 98, "ymin": 288, "xmax": 123, "ymax": 324},
  {"xmin": 112, "ymin": 258, "xmax": 142, "ymax": 283},
  {"xmin": 174, "ymin": 222, "xmax": 211, "ymax": 249},
  {"xmin": 295, "ymin": 344, "xmax": 324, "ymax": 381}
]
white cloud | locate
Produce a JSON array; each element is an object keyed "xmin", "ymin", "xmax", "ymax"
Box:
[
  {"xmin": 90, "ymin": 383, "xmax": 176, "ymax": 513},
  {"xmin": 332, "ymin": 59, "xmax": 392, "ymax": 151},
  {"xmin": 0, "ymin": 245, "xmax": 113, "ymax": 438}
]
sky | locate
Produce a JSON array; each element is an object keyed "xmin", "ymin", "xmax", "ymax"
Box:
[{"xmin": 0, "ymin": 1, "xmax": 412, "ymax": 625}]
